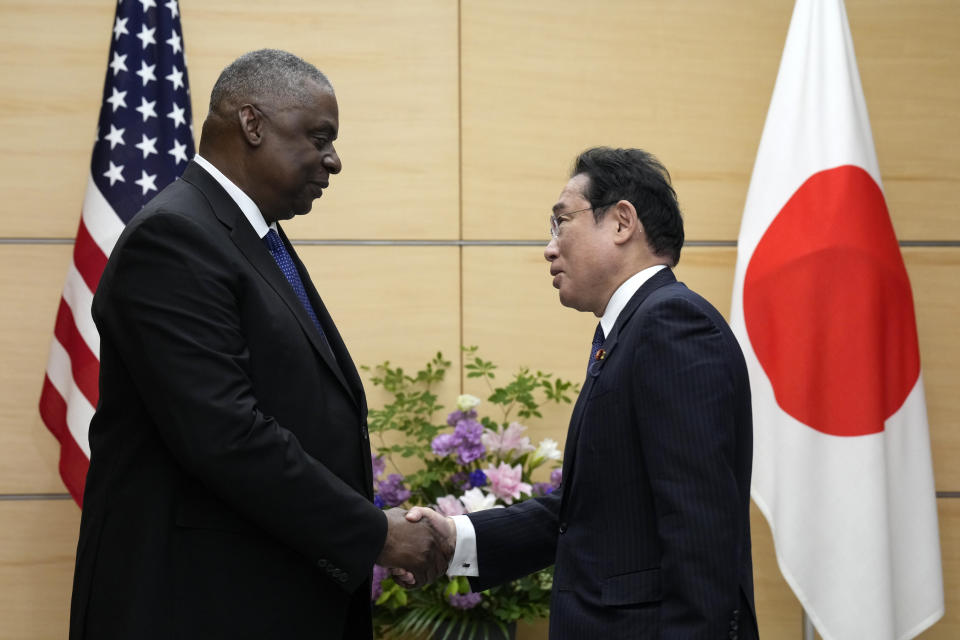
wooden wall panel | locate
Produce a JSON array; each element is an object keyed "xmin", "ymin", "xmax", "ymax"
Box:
[
  {"xmin": 0, "ymin": 0, "xmax": 114, "ymax": 238},
  {"xmin": 0, "ymin": 500, "xmax": 79, "ymax": 640},
  {"xmin": 0, "ymin": 245, "xmax": 74, "ymax": 494},
  {"xmin": 461, "ymin": 0, "xmax": 960, "ymax": 242},
  {"xmin": 296, "ymin": 245, "xmax": 462, "ymax": 417},
  {"xmin": 0, "ymin": 0, "xmax": 459, "ymax": 240}
]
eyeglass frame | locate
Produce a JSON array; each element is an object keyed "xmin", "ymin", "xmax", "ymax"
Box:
[{"xmin": 549, "ymin": 200, "xmax": 620, "ymax": 240}]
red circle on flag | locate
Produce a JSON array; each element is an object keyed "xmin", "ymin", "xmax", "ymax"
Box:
[{"xmin": 743, "ymin": 165, "xmax": 920, "ymax": 436}]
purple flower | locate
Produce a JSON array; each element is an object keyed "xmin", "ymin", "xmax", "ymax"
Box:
[
  {"xmin": 454, "ymin": 419, "xmax": 486, "ymax": 464},
  {"xmin": 377, "ymin": 473, "xmax": 411, "ymax": 507},
  {"xmin": 450, "ymin": 471, "xmax": 471, "ymax": 491},
  {"xmin": 431, "ymin": 433, "xmax": 458, "ymax": 457},
  {"xmin": 447, "ymin": 592, "xmax": 483, "ymax": 610},
  {"xmin": 446, "ymin": 407, "xmax": 478, "ymax": 427},
  {"xmin": 372, "ymin": 564, "xmax": 389, "ymax": 602},
  {"xmin": 373, "ymin": 494, "xmax": 386, "ymax": 508},
  {"xmin": 550, "ymin": 468, "xmax": 562, "ymax": 489},
  {"xmin": 371, "ymin": 454, "xmax": 386, "ymax": 481},
  {"xmin": 469, "ymin": 469, "xmax": 487, "ymax": 488},
  {"xmin": 531, "ymin": 482, "xmax": 554, "ymax": 496}
]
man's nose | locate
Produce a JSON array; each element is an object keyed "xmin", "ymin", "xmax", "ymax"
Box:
[
  {"xmin": 544, "ymin": 237, "xmax": 558, "ymax": 262},
  {"xmin": 325, "ymin": 147, "xmax": 342, "ymax": 174}
]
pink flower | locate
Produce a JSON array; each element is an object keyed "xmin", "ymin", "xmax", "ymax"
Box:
[
  {"xmin": 482, "ymin": 422, "xmax": 536, "ymax": 458},
  {"xmin": 483, "ymin": 462, "xmax": 532, "ymax": 504},
  {"xmin": 436, "ymin": 494, "xmax": 466, "ymax": 516}
]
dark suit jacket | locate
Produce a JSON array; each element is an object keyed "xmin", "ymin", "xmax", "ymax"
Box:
[
  {"xmin": 69, "ymin": 161, "xmax": 386, "ymax": 640},
  {"xmin": 469, "ymin": 268, "xmax": 758, "ymax": 639}
]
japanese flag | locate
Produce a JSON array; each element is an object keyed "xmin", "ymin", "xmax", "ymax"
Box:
[{"xmin": 729, "ymin": 1, "xmax": 944, "ymax": 638}]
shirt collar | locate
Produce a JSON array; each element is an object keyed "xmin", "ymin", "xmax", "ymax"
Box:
[
  {"xmin": 599, "ymin": 264, "xmax": 668, "ymax": 338},
  {"xmin": 193, "ymin": 154, "xmax": 276, "ymax": 238}
]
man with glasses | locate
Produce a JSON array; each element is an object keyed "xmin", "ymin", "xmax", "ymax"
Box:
[{"xmin": 411, "ymin": 147, "xmax": 758, "ymax": 638}]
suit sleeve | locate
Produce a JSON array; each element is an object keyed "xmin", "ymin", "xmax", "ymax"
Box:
[
  {"xmin": 96, "ymin": 211, "xmax": 386, "ymax": 592},
  {"xmin": 632, "ymin": 295, "xmax": 745, "ymax": 636},
  {"xmin": 466, "ymin": 490, "xmax": 561, "ymax": 591}
]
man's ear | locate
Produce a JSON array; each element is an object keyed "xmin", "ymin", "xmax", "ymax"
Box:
[
  {"xmin": 238, "ymin": 104, "xmax": 264, "ymax": 147},
  {"xmin": 611, "ymin": 200, "xmax": 642, "ymax": 246}
]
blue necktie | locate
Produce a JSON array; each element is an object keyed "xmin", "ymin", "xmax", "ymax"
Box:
[
  {"xmin": 588, "ymin": 323, "xmax": 604, "ymax": 372},
  {"xmin": 262, "ymin": 229, "xmax": 327, "ymax": 342}
]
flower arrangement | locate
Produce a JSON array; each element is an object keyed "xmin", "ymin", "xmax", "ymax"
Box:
[{"xmin": 366, "ymin": 348, "xmax": 578, "ymax": 639}]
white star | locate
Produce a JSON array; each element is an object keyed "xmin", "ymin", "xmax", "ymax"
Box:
[
  {"xmin": 165, "ymin": 65, "xmax": 185, "ymax": 90},
  {"xmin": 103, "ymin": 161, "xmax": 125, "ymax": 186},
  {"xmin": 136, "ymin": 24, "xmax": 156, "ymax": 49},
  {"xmin": 165, "ymin": 31, "xmax": 182, "ymax": 54},
  {"xmin": 113, "ymin": 16, "xmax": 129, "ymax": 40},
  {"xmin": 109, "ymin": 52, "xmax": 128, "ymax": 76},
  {"xmin": 135, "ymin": 134, "xmax": 158, "ymax": 158},
  {"xmin": 165, "ymin": 0, "xmax": 179, "ymax": 18},
  {"xmin": 136, "ymin": 60, "xmax": 157, "ymax": 86},
  {"xmin": 135, "ymin": 170, "xmax": 158, "ymax": 195},
  {"xmin": 106, "ymin": 87, "xmax": 127, "ymax": 111},
  {"xmin": 167, "ymin": 102, "xmax": 187, "ymax": 128},
  {"xmin": 136, "ymin": 96, "xmax": 158, "ymax": 121},
  {"xmin": 104, "ymin": 124, "xmax": 125, "ymax": 149},
  {"xmin": 138, "ymin": 0, "xmax": 157, "ymax": 10},
  {"xmin": 168, "ymin": 139, "xmax": 188, "ymax": 164}
]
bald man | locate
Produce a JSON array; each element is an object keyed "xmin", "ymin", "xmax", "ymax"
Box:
[{"xmin": 69, "ymin": 49, "xmax": 446, "ymax": 640}]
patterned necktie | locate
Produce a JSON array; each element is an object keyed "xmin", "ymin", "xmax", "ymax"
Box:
[
  {"xmin": 588, "ymin": 323, "xmax": 604, "ymax": 372},
  {"xmin": 262, "ymin": 229, "xmax": 327, "ymax": 342}
]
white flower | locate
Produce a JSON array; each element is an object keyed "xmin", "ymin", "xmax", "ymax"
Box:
[
  {"xmin": 456, "ymin": 394, "xmax": 482, "ymax": 412},
  {"xmin": 532, "ymin": 438, "xmax": 562, "ymax": 464},
  {"xmin": 459, "ymin": 487, "xmax": 498, "ymax": 512}
]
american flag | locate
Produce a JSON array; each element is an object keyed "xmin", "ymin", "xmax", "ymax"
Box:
[{"xmin": 39, "ymin": 0, "xmax": 194, "ymax": 505}]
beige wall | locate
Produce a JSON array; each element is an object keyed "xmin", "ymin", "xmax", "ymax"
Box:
[{"xmin": 0, "ymin": 1, "xmax": 956, "ymax": 638}]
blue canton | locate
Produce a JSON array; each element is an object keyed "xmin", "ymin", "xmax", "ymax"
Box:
[{"xmin": 92, "ymin": 0, "xmax": 195, "ymax": 223}]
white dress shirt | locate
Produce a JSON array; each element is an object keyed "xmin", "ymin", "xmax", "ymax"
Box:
[
  {"xmin": 447, "ymin": 263, "xmax": 668, "ymax": 576},
  {"xmin": 192, "ymin": 154, "xmax": 276, "ymax": 239}
]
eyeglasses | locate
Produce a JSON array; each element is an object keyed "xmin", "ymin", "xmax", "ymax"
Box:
[{"xmin": 548, "ymin": 201, "xmax": 618, "ymax": 240}]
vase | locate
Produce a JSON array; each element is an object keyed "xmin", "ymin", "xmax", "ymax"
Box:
[{"xmin": 429, "ymin": 618, "xmax": 517, "ymax": 640}]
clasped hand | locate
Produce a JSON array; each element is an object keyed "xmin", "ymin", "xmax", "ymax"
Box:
[{"xmin": 376, "ymin": 507, "xmax": 456, "ymax": 588}]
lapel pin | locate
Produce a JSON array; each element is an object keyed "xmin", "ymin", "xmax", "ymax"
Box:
[{"xmin": 594, "ymin": 349, "xmax": 606, "ymax": 361}]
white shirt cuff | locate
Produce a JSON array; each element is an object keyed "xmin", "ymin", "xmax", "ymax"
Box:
[{"xmin": 447, "ymin": 514, "xmax": 479, "ymax": 576}]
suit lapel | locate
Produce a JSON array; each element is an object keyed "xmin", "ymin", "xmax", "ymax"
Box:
[
  {"xmin": 559, "ymin": 267, "xmax": 678, "ymax": 516},
  {"xmin": 277, "ymin": 225, "xmax": 364, "ymax": 407},
  {"xmin": 180, "ymin": 162, "xmax": 358, "ymax": 406}
]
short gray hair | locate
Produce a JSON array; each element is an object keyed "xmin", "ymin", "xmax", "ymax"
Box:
[{"xmin": 208, "ymin": 49, "xmax": 331, "ymax": 113}]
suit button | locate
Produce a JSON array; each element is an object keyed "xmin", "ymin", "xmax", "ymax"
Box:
[
  {"xmin": 340, "ymin": 573, "xmax": 349, "ymax": 583},
  {"xmin": 558, "ymin": 522, "xmax": 568, "ymax": 534},
  {"xmin": 728, "ymin": 632, "xmax": 737, "ymax": 640},
  {"xmin": 730, "ymin": 622, "xmax": 738, "ymax": 631},
  {"xmin": 361, "ymin": 422, "xmax": 369, "ymax": 439},
  {"xmin": 317, "ymin": 559, "xmax": 328, "ymax": 568}
]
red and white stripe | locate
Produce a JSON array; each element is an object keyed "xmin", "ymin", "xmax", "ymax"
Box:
[{"xmin": 39, "ymin": 176, "xmax": 124, "ymax": 505}]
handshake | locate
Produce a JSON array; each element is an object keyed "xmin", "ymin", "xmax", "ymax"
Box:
[{"xmin": 376, "ymin": 507, "xmax": 457, "ymax": 587}]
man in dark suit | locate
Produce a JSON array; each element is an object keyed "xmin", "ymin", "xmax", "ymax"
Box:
[
  {"xmin": 69, "ymin": 49, "xmax": 446, "ymax": 640},
  {"xmin": 411, "ymin": 147, "xmax": 758, "ymax": 638}
]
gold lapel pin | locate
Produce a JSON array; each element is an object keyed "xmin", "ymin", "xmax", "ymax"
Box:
[{"xmin": 594, "ymin": 349, "xmax": 606, "ymax": 361}]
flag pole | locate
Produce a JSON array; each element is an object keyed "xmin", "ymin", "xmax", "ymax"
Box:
[{"xmin": 802, "ymin": 608, "xmax": 815, "ymax": 640}]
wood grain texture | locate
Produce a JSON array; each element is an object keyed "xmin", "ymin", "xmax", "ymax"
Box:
[
  {"xmin": 0, "ymin": 500, "xmax": 80, "ymax": 640},
  {"xmin": 460, "ymin": 0, "xmax": 960, "ymax": 241},
  {"xmin": 0, "ymin": 0, "xmax": 459, "ymax": 240}
]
